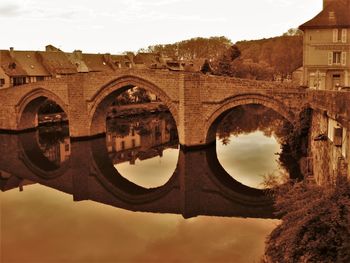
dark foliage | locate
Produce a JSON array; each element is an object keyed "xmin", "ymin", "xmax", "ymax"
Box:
[
  {"xmin": 265, "ymin": 177, "xmax": 350, "ymax": 262},
  {"xmin": 278, "ymin": 108, "xmax": 312, "ymax": 179},
  {"xmin": 235, "ymin": 34, "xmax": 303, "ymax": 80},
  {"xmin": 200, "ymin": 59, "xmax": 212, "ymax": 74},
  {"xmin": 38, "ymin": 125, "xmax": 69, "ymax": 148},
  {"xmin": 38, "ymin": 100, "xmax": 64, "ymax": 114}
]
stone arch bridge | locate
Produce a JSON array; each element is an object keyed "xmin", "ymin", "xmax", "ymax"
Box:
[{"xmin": 0, "ymin": 69, "xmax": 348, "ymax": 147}]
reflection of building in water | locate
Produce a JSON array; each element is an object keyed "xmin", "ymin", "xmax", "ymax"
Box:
[
  {"xmin": 39, "ymin": 137, "xmax": 71, "ymax": 165},
  {"xmin": 107, "ymin": 115, "xmax": 178, "ymax": 165},
  {"xmin": 107, "ymin": 125, "xmax": 141, "ymax": 165}
]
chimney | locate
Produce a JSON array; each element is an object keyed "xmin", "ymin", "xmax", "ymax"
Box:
[
  {"xmin": 323, "ymin": 0, "xmax": 333, "ymax": 8},
  {"xmin": 73, "ymin": 50, "xmax": 83, "ymax": 59},
  {"xmin": 9, "ymin": 47, "xmax": 14, "ymax": 58}
]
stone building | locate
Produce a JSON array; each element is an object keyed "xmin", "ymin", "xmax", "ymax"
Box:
[
  {"xmin": 0, "ymin": 44, "xmax": 208, "ymax": 89},
  {"xmin": 299, "ymin": 0, "xmax": 350, "ymax": 90},
  {"xmin": 0, "ymin": 48, "xmax": 51, "ymax": 88}
]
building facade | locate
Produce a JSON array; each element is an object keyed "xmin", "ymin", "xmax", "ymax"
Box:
[{"xmin": 299, "ymin": 0, "xmax": 350, "ymax": 90}]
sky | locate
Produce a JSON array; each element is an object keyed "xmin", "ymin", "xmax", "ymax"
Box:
[{"xmin": 0, "ymin": 0, "xmax": 322, "ymax": 53}]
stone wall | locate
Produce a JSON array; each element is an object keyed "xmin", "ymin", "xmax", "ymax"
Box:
[{"xmin": 309, "ymin": 109, "xmax": 350, "ymax": 185}]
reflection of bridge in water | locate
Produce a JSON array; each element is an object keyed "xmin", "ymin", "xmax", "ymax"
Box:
[
  {"xmin": 0, "ymin": 69, "xmax": 349, "ymax": 195},
  {"xmin": 0, "ymin": 133, "xmax": 274, "ymax": 219}
]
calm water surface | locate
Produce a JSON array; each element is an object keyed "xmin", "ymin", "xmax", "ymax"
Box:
[{"xmin": 0, "ymin": 105, "xmax": 289, "ymax": 263}]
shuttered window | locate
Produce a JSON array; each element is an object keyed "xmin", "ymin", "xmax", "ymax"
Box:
[
  {"xmin": 341, "ymin": 52, "xmax": 347, "ymax": 66},
  {"xmin": 333, "ymin": 29, "xmax": 338, "ymax": 42},
  {"xmin": 342, "ymin": 29, "xmax": 347, "ymax": 43},
  {"xmin": 328, "ymin": 52, "xmax": 333, "ymax": 65}
]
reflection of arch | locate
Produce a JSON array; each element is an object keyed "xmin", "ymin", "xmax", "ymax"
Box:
[
  {"xmin": 204, "ymin": 143, "xmax": 274, "ymax": 210},
  {"xmin": 18, "ymin": 132, "xmax": 70, "ymax": 179},
  {"xmin": 16, "ymin": 88, "xmax": 69, "ymax": 131},
  {"xmin": 88, "ymin": 76, "xmax": 179, "ymax": 136},
  {"xmin": 90, "ymin": 137, "xmax": 179, "ymax": 204},
  {"xmin": 205, "ymin": 94, "xmax": 294, "ymax": 144}
]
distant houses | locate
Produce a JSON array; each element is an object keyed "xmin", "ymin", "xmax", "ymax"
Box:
[{"xmin": 0, "ymin": 45, "xmax": 207, "ymax": 89}]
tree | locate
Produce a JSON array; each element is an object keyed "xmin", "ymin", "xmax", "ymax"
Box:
[
  {"xmin": 264, "ymin": 177, "xmax": 350, "ymax": 262},
  {"xmin": 213, "ymin": 44, "xmax": 242, "ymax": 76},
  {"xmin": 283, "ymin": 28, "xmax": 303, "ymax": 36},
  {"xmin": 200, "ymin": 59, "xmax": 212, "ymax": 74},
  {"xmin": 140, "ymin": 36, "xmax": 233, "ymax": 61}
]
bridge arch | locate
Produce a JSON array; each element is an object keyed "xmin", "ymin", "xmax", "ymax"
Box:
[
  {"xmin": 90, "ymin": 137, "xmax": 179, "ymax": 204},
  {"xmin": 16, "ymin": 88, "xmax": 69, "ymax": 131},
  {"xmin": 204, "ymin": 145, "xmax": 274, "ymax": 213},
  {"xmin": 17, "ymin": 131, "xmax": 71, "ymax": 179},
  {"xmin": 205, "ymin": 94, "xmax": 295, "ymax": 144},
  {"xmin": 88, "ymin": 75, "xmax": 179, "ymax": 136}
]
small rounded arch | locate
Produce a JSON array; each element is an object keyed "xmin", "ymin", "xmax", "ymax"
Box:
[
  {"xmin": 87, "ymin": 75, "xmax": 179, "ymax": 136},
  {"xmin": 16, "ymin": 88, "xmax": 69, "ymax": 131},
  {"xmin": 205, "ymin": 94, "xmax": 295, "ymax": 144}
]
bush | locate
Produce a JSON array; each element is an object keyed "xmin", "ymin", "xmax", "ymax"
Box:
[{"xmin": 265, "ymin": 177, "xmax": 350, "ymax": 262}]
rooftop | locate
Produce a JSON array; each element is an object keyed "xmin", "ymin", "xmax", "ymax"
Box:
[{"xmin": 299, "ymin": 0, "xmax": 350, "ymax": 30}]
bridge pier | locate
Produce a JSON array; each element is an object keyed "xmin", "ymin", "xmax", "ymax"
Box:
[{"xmin": 178, "ymin": 74, "xmax": 208, "ymax": 148}]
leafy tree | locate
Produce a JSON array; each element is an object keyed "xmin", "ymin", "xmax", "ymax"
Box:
[
  {"xmin": 113, "ymin": 87, "xmax": 152, "ymax": 105},
  {"xmin": 200, "ymin": 59, "xmax": 212, "ymax": 74},
  {"xmin": 140, "ymin": 36, "xmax": 232, "ymax": 61},
  {"xmin": 264, "ymin": 177, "xmax": 350, "ymax": 262},
  {"xmin": 283, "ymin": 28, "xmax": 303, "ymax": 36},
  {"xmin": 38, "ymin": 100, "xmax": 64, "ymax": 114}
]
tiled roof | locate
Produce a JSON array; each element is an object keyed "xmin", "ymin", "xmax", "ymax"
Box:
[
  {"xmin": 299, "ymin": 0, "xmax": 350, "ymax": 29},
  {"xmin": 133, "ymin": 53, "xmax": 162, "ymax": 67},
  {"xmin": 110, "ymin": 55, "xmax": 133, "ymax": 68},
  {"xmin": 38, "ymin": 51, "xmax": 77, "ymax": 75},
  {"xmin": 82, "ymin": 53, "xmax": 114, "ymax": 72},
  {"xmin": 66, "ymin": 51, "xmax": 89, "ymax": 73},
  {"xmin": 0, "ymin": 50, "xmax": 27, "ymax": 76},
  {"xmin": 11, "ymin": 51, "xmax": 50, "ymax": 76}
]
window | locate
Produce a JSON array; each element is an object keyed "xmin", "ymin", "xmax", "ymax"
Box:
[
  {"xmin": 341, "ymin": 29, "xmax": 347, "ymax": 43},
  {"xmin": 0, "ymin": 78, "xmax": 4, "ymax": 87},
  {"xmin": 333, "ymin": 29, "xmax": 339, "ymax": 42},
  {"xmin": 12, "ymin": 77, "xmax": 26, "ymax": 86},
  {"xmin": 341, "ymin": 52, "xmax": 347, "ymax": 66},
  {"xmin": 36, "ymin": 76, "xmax": 45, "ymax": 82},
  {"xmin": 328, "ymin": 52, "xmax": 346, "ymax": 65},
  {"xmin": 333, "ymin": 29, "xmax": 347, "ymax": 43},
  {"xmin": 333, "ymin": 52, "xmax": 341, "ymax": 64},
  {"xmin": 121, "ymin": 141, "xmax": 125, "ymax": 150}
]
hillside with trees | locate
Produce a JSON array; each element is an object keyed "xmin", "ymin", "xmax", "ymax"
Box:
[
  {"xmin": 233, "ymin": 33, "xmax": 303, "ymax": 80},
  {"xmin": 139, "ymin": 36, "xmax": 233, "ymax": 61},
  {"xmin": 139, "ymin": 29, "xmax": 303, "ymax": 81}
]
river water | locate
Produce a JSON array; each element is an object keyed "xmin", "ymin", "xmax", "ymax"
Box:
[{"xmin": 0, "ymin": 104, "xmax": 291, "ymax": 263}]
